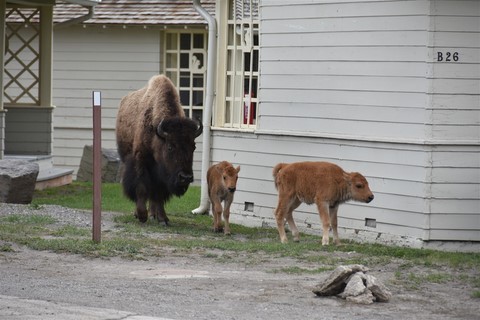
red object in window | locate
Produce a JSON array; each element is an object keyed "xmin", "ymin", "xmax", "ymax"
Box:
[{"xmin": 243, "ymin": 92, "xmax": 255, "ymax": 125}]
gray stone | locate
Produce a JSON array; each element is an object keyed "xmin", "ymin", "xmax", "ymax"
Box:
[
  {"xmin": 313, "ymin": 264, "xmax": 392, "ymax": 305},
  {"xmin": 312, "ymin": 264, "xmax": 369, "ymax": 296},
  {"xmin": 365, "ymin": 274, "xmax": 392, "ymax": 302},
  {"xmin": 338, "ymin": 273, "xmax": 367, "ymax": 299},
  {"xmin": 0, "ymin": 159, "xmax": 39, "ymax": 204},
  {"xmin": 346, "ymin": 289, "xmax": 376, "ymax": 305},
  {"xmin": 77, "ymin": 145, "xmax": 123, "ymax": 183}
]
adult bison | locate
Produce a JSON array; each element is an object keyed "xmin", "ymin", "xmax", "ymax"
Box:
[
  {"xmin": 273, "ymin": 161, "xmax": 374, "ymax": 246},
  {"xmin": 116, "ymin": 75, "xmax": 202, "ymax": 224}
]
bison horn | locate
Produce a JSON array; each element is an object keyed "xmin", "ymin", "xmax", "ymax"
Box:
[
  {"xmin": 156, "ymin": 120, "xmax": 168, "ymax": 139},
  {"xmin": 194, "ymin": 118, "xmax": 203, "ymax": 138}
]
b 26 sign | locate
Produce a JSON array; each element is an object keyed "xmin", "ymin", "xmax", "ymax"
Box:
[{"xmin": 437, "ymin": 52, "xmax": 459, "ymax": 62}]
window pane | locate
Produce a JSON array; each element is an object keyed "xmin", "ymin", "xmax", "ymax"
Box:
[
  {"xmin": 166, "ymin": 53, "xmax": 177, "ymax": 68},
  {"xmin": 193, "ymin": 109, "xmax": 203, "ymax": 122},
  {"xmin": 166, "ymin": 71, "xmax": 177, "ymax": 85},
  {"xmin": 225, "ymin": 101, "xmax": 231, "ymax": 124},
  {"xmin": 180, "ymin": 90, "xmax": 190, "ymax": 106},
  {"xmin": 180, "ymin": 53, "xmax": 189, "ymax": 68},
  {"xmin": 193, "ymin": 34, "xmax": 204, "ymax": 49},
  {"xmin": 232, "ymin": 100, "xmax": 241, "ymax": 124},
  {"xmin": 244, "ymin": 52, "xmax": 251, "ymax": 72},
  {"xmin": 166, "ymin": 33, "xmax": 177, "ymax": 50},
  {"xmin": 180, "ymin": 34, "xmax": 191, "ymax": 50},
  {"xmin": 252, "ymin": 50, "xmax": 259, "ymax": 72},
  {"xmin": 193, "ymin": 90, "xmax": 203, "ymax": 106},
  {"xmin": 193, "ymin": 74, "xmax": 204, "ymax": 88},
  {"xmin": 253, "ymin": 31, "xmax": 259, "ymax": 46},
  {"xmin": 180, "ymin": 72, "xmax": 190, "ymax": 87}
]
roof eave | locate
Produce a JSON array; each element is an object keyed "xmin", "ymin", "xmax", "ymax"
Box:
[{"xmin": 61, "ymin": 0, "xmax": 101, "ymax": 6}]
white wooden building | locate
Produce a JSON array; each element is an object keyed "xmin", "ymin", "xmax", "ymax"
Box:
[{"xmin": 208, "ymin": 0, "xmax": 479, "ymax": 248}]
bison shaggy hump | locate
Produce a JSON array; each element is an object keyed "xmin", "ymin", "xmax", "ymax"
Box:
[{"xmin": 116, "ymin": 75, "xmax": 202, "ymax": 224}]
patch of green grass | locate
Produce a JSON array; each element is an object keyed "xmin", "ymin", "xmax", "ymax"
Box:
[
  {"xmin": 25, "ymin": 236, "xmax": 145, "ymax": 258},
  {"xmin": 51, "ymin": 226, "xmax": 90, "ymax": 237},
  {"xmin": 472, "ymin": 290, "xmax": 480, "ymax": 298},
  {"xmin": 270, "ymin": 266, "xmax": 334, "ymax": 274},
  {"xmin": 0, "ymin": 243, "xmax": 14, "ymax": 252},
  {"xmin": 0, "ymin": 214, "xmax": 56, "ymax": 225},
  {"xmin": 33, "ymin": 182, "xmax": 200, "ymax": 214}
]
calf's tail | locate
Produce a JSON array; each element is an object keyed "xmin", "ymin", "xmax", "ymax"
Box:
[{"xmin": 272, "ymin": 163, "xmax": 287, "ymax": 190}]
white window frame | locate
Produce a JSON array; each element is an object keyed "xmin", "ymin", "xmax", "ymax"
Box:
[
  {"xmin": 215, "ymin": 0, "xmax": 259, "ymax": 129},
  {"xmin": 163, "ymin": 30, "xmax": 207, "ymax": 121}
]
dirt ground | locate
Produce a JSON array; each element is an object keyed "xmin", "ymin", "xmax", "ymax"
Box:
[{"xmin": 0, "ymin": 205, "xmax": 479, "ymax": 320}]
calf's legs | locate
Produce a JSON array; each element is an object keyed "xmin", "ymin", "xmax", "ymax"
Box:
[
  {"xmin": 223, "ymin": 197, "xmax": 233, "ymax": 235},
  {"xmin": 211, "ymin": 199, "xmax": 223, "ymax": 233},
  {"xmin": 211, "ymin": 196, "xmax": 233, "ymax": 235},
  {"xmin": 316, "ymin": 201, "xmax": 332, "ymax": 246},
  {"xmin": 329, "ymin": 204, "xmax": 340, "ymax": 245},
  {"xmin": 274, "ymin": 195, "xmax": 301, "ymax": 243}
]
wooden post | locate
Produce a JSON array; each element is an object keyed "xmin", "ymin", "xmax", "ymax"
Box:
[{"xmin": 92, "ymin": 91, "xmax": 102, "ymax": 243}]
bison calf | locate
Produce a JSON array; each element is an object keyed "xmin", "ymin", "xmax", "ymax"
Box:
[
  {"xmin": 273, "ymin": 161, "xmax": 374, "ymax": 245},
  {"xmin": 207, "ymin": 161, "xmax": 240, "ymax": 235}
]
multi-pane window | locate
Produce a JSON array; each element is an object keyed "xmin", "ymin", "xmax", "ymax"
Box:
[
  {"xmin": 164, "ymin": 31, "xmax": 207, "ymax": 122},
  {"xmin": 224, "ymin": 0, "xmax": 259, "ymax": 129}
]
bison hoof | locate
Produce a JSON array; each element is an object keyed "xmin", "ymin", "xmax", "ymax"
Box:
[
  {"xmin": 213, "ymin": 227, "xmax": 224, "ymax": 233},
  {"xmin": 158, "ymin": 220, "xmax": 169, "ymax": 227},
  {"xmin": 138, "ymin": 216, "xmax": 148, "ymax": 223}
]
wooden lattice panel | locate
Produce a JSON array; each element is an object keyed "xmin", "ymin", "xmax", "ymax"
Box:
[{"xmin": 5, "ymin": 8, "xmax": 40, "ymax": 105}]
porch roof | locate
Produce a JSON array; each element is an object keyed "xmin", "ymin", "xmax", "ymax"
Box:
[{"xmin": 54, "ymin": 0, "xmax": 215, "ymax": 26}]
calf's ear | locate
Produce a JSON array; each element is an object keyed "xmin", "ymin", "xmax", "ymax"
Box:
[{"xmin": 235, "ymin": 166, "xmax": 241, "ymax": 173}]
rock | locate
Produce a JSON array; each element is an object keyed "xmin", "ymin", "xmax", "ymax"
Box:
[
  {"xmin": 365, "ymin": 274, "xmax": 392, "ymax": 302},
  {"xmin": 0, "ymin": 159, "xmax": 39, "ymax": 204},
  {"xmin": 338, "ymin": 273, "xmax": 367, "ymax": 299},
  {"xmin": 313, "ymin": 265, "xmax": 391, "ymax": 305},
  {"xmin": 77, "ymin": 145, "xmax": 123, "ymax": 183},
  {"xmin": 313, "ymin": 264, "xmax": 369, "ymax": 296},
  {"xmin": 346, "ymin": 289, "xmax": 376, "ymax": 305}
]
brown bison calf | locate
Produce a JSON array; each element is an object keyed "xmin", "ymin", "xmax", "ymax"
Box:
[
  {"xmin": 273, "ymin": 161, "xmax": 374, "ymax": 245},
  {"xmin": 207, "ymin": 161, "xmax": 240, "ymax": 235}
]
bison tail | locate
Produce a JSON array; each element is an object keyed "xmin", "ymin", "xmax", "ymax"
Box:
[{"xmin": 272, "ymin": 163, "xmax": 287, "ymax": 190}]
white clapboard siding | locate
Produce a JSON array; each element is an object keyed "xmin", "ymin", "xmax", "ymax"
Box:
[
  {"xmin": 211, "ymin": 130, "xmax": 429, "ymax": 236},
  {"xmin": 260, "ymin": 0, "xmax": 430, "ymax": 139},
  {"xmin": 52, "ymin": 25, "xmax": 160, "ymax": 176},
  {"xmin": 426, "ymin": 0, "xmax": 480, "ymax": 241},
  {"xmin": 214, "ymin": 0, "xmax": 479, "ymax": 245}
]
